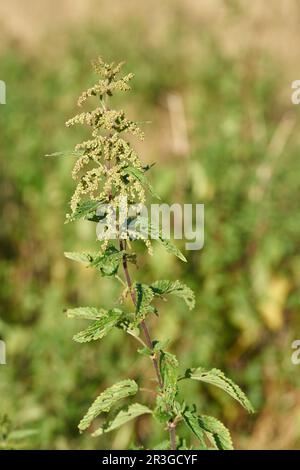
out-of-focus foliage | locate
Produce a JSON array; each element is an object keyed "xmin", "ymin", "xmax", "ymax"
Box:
[
  {"xmin": 0, "ymin": 414, "xmax": 37, "ymax": 449},
  {"xmin": 1, "ymin": 5, "xmax": 300, "ymax": 449}
]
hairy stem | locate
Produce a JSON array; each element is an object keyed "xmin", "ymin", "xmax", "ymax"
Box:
[{"xmin": 119, "ymin": 239, "xmax": 176, "ymax": 449}]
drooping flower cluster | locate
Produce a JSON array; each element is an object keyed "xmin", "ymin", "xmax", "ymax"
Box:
[{"xmin": 66, "ymin": 57, "xmax": 147, "ymax": 230}]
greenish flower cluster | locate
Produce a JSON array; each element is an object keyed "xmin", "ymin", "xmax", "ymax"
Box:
[{"xmin": 65, "ymin": 57, "xmax": 145, "ymax": 233}]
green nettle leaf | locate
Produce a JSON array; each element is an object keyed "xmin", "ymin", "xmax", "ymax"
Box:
[
  {"xmin": 153, "ymin": 395, "xmax": 172, "ymax": 423},
  {"xmin": 134, "ymin": 283, "xmax": 155, "ymax": 321},
  {"xmin": 182, "ymin": 408, "xmax": 206, "ymax": 447},
  {"xmin": 66, "ymin": 306, "xmax": 107, "ymax": 320},
  {"xmin": 124, "ymin": 166, "xmax": 160, "ymax": 199},
  {"xmin": 92, "ymin": 403, "xmax": 152, "ymax": 437},
  {"xmin": 78, "ymin": 380, "xmax": 138, "ymax": 432},
  {"xmin": 197, "ymin": 415, "xmax": 233, "ymax": 450},
  {"xmin": 137, "ymin": 346, "xmax": 153, "ymax": 357},
  {"xmin": 159, "ymin": 351, "xmax": 179, "ymax": 405},
  {"xmin": 131, "ymin": 216, "xmax": 187, "ymax": 262},
  {"xmin": 152, "ymin": 339, "xmax": 170, "ymax": 352},
  {"xmin": 73, "ymin": 308, "xmax": 123, "ymax": 343},
  {"xmin": 132, "ymin": 279, "xmax": 194, "ymax": 322},
  {"xmin": 64, "ymin": 251, "xmax": 94, "ymax": 264},
  {"xmin": 64, "ymin": 245, "xmax": 125, "ymax": 277},
  {"xmin": 182, "ymin": 367, "xmax": 254, "ymax": 413},
  {"xmin": 90, "ymin": 246, "xmax": 125, "ymax": 276},
  {"xmin": 183, "ymin": 407, "xmax": 233, "ymax": 450},
  {"xmin": 67, "ymin": 200, "xmax": 104, "ymax": 223},
  {"xmin": 150, "ymin": 280, "xmax": 195, "ymax": 310},
  {"xmin": 157, "ymin": 237, "xmax": 187, "ymax": 263},
  {"xmin": 123, "ymin": 323, "xmax": 143, "ymax": 341}
]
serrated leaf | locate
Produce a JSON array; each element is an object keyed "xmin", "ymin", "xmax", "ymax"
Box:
[
  {"xmin": 73, "ymin": 308, "xmax": 123, "ymax": 343},
  {"xmin": 134, "ymin": 283, "xmax": 155, "ymax": 322},
  {"xmin": 92, "ymin": 403, "xmax": 152, "ymax": 437},
  {"xmin": 157, "ymin": 237, "xmax": 187, "ymax": 263},
  {"xmin": 183, "ymin": 407, "xmax": 233, "ymax": 450},
  {"xmin": 124, "ymin": 252, "xmax": 137, "ymax": 265},
  {"xmin": 182, "ymin": 408, "xmax": 206, "ymax": 447},
  {"xmin": 152, "ymin": 339, "xmax": 170, "ymax": 352},
  {"xmin": 124, "ymin": 166, "xmax": 160, "ymax": 199},
  {"xmin": 153, "ymin": 395, "xmax": 172, "ymax": 423},
  {"xmin": 137, "ymin": 346, "xmax": 153, "ymax": 357},
  {"xmin": 78, "ymin": 379, "xmax": 138, "ymax": 432},
  {"xmin": 197, "ymin": 415, "xmax": 233, "ymax": 450},
  {"xmin": 67, "ymin": 200, "xmax": 104, "ymax": 223},
  {"xmin": 90, "ymin": 246, "xmax": 125, "ymax": 276},
  {"xmin": 64, "ymin": 245, "xmax": 125, "ymax": 277},
  {"xmin": 150, "ymin": 280, "xmax": 195, "ymax": 310},
  {"xmin": 130, "ymin": 216, "xmax": 187, "ymax": 262},
  {"xmin": 159, "ymin": 351, "xmax": 179, "ymax": 405},
  {"xmin": 64, "ymin": 251, "xmax": 94, "ymax": 264},
  {"xmin": 124, "ymin": 324, "xmax": 142, "ymax": 341},
  {"xmin": 183, "ymin": 367, "xmax": 254, "ymax": 413},
  {"xmin": 66, "ymin": 306, "xmax": 107, "ymax": 320}
]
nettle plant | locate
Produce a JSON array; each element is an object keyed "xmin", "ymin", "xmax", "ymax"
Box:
[{"xmin": 62, "ymin": 57, "xmax": 253, "ymax": 450}]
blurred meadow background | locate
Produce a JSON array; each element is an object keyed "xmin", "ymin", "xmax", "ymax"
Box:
[{"xmin": 1, "ymin": 0, "xmax": 300, "ymax": 450}]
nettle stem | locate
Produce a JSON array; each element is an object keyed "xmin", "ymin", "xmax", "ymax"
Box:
[{"xmin": 119, "ymin": 239, "xmax": 177, "ymax": 449}]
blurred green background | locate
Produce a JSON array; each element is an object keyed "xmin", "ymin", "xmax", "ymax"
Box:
[{"xmin": 1, "ymin": 0, "xmax": 300, "ymax": 450}]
